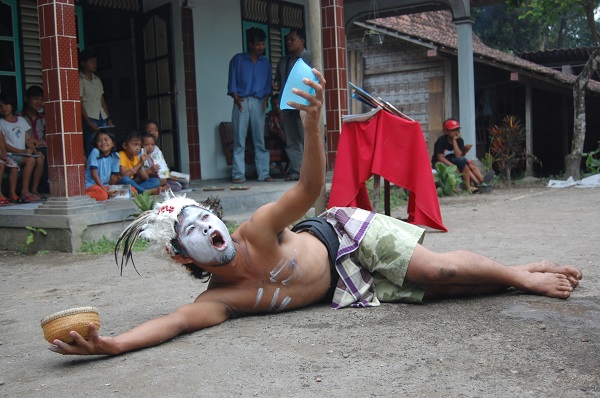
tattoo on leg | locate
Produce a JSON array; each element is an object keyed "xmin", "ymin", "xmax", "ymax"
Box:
[{"xmin": 437, "ymin": 267, "xmax": 457, "ymax": 281}]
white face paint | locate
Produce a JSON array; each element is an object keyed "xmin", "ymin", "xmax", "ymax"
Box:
[{"xmin": 176, "ymin": 206, "xmax": 236, "ymax": 266}]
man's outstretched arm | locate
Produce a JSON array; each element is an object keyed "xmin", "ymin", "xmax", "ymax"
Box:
[
  {"xmin": 251, "ymin": 69, "xmax": 326, "ymax": 232},
  {"xmin": 48, "ymin": 300, "xmax": 230, "ymax": 356}
]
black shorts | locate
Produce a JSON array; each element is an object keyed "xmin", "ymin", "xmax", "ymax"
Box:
[{"xmin": 291, "ymin": 217, "xmax": 340, "ymax": 302}]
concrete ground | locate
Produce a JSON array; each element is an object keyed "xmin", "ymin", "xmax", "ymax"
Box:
[{"xmin": 1, "ymin": 183, "xmax": 599, "ymax": 397}]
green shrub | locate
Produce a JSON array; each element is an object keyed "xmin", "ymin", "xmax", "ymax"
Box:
[
  {"xmin": 128, "ymin": 191, "xmax": 157, "ymax": 220},
  {"xmin": 583, "ymin": 140, "xmax": 600, "ymax": 175},
  {"xmin": 488, "ymin": 116, "xmax": 539, "ymax": 182},
  {"xmin": 81, "ymin": 236, "xmax": 148, "ymax": 255},
  {"xmin": 434, "ymin": 163, "xmax": 460, "ymax": 197},
  {"xmin": 366, "ymin": 177, "xmax": 408, "ymax": 213},
  {"xmin": 481, "ymin": 152, "xmax": 494, "ymax": 173}
]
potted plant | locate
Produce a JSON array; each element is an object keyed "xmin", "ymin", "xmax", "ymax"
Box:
[
  {"xmin": 363, "ymin": 29, "xmax": 383, "ymax": 46},
  {"xmin": 488, "ymin": 115, "xmax": 538, "ymax": 183}
]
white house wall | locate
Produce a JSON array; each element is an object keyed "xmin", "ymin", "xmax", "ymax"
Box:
[
  {"xmin": 145, "ymin": 0, "xmax": 312, "ymax": 180},
  {"xmin": 194, "ymin": 0, "xmax": 243, "ymax": 180},
  {"xmin": 194, "ymin": 0, "xmax": 312, "ymax": 180}
]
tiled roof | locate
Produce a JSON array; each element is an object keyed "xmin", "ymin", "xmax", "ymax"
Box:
[
  {"xmin": 370, "ymin": 10, "xmax": 600, "ymax": 93},
  {"xmin": 519, "ymin": 47, "xmax": 597, "ymax": 65}
]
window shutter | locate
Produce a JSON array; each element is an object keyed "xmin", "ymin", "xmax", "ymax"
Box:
[{"xmin": 20, "ymin": 0, "xmax": 43, "ymax": 89}]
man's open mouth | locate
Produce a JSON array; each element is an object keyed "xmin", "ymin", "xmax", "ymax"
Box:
[{"xmin": 210, "ymin": 231, "xmax": 226, "ymax": 250}]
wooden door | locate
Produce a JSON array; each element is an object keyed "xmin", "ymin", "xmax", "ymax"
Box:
[{"xmin": 138, "ymin": 4, "xmax": 179, "ymax": 171}]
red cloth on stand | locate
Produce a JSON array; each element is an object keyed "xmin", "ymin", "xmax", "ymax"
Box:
[{"xmin": 328, "ymin": 110, "xmax": 447, "ymax": 232}]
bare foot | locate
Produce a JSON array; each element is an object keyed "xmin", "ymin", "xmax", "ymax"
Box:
[
  {"xmin": 517, "ymin": 271, "xmax": 574, "ymax": 299},
  {"xmin": 517, "ymin": 260, "xmax": 582, "ymax": 287}
]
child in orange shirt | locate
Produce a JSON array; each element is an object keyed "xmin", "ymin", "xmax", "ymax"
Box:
[{"xmin": 117, "ymin": 132, "xmax": 161, "ymax": 194}]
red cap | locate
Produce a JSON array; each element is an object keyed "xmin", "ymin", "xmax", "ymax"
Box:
[{"xmin": 443, "ymin": 119, "xmax": 461, "ymax": 130}]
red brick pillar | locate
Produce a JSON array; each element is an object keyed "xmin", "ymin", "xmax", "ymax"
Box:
[
  {"xmin": 182, "ymin": 6, "xmax": 201, "ymax": 180},
  {"xmin": 38, "ymin": 0, "xmax": 86, "ymax": 198},
  {"xmin": 321, "ymin": 0, "xmax": 348, "ymax": 171}
]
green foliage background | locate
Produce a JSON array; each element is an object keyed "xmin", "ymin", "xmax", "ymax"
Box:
[{"xmin": 473, "ymin": 1, "xmax": 600, "ymax": 53}]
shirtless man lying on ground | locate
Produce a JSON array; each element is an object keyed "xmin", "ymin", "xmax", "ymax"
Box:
[{"xmin": 49, "ymin": 69, "xmax": 582, "ymax": 356}]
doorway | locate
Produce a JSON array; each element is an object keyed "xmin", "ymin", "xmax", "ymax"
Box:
[
  {"xmin": 137, "ymin": 4, "xmax": 179, "ymax": 172},
  {"xmin": 81, "ymin": 7, "xmax": 138, "ymax": 136},
  {"xmin": 80, "ymin": 3, "xmax": 179, "ymax": 171}
]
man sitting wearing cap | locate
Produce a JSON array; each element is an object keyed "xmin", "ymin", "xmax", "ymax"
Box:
[{"xmin": 432, "ymin": 119, "xmax": 493, "ymax": 193}]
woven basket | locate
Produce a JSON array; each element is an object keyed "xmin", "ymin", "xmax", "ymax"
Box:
[{"xmin": 41, "ymin": 307, "xmax": 101, "ymax": 344}]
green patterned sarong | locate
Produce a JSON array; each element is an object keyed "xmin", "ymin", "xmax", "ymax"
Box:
[{"xmin": 352, "ymin": 214, "xmax": 427, "ymax": 303}]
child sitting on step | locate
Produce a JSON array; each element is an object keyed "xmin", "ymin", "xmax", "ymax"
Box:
[{"xmin": 117, "ymin": 131, "xmax": 161, "ymax": 195}]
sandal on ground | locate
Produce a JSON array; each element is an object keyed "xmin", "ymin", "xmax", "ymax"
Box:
[
  {"xmin": 0, "ymin": 198, "xmax": 15, "ymax": 206},
  {"xmin": 468, "ymin": 187, "xmax": 480, "ymax": 194},
  {"xmin": 8, "ymin": 195, "xmax": 19, "ymax": 204},
  {"xmin": 482, "ymin": 170, "xmax": 495, "ymax": 185},
  {"xmin": 17, "ymin": 194, "xmax": 41, "ymax": 203},
  {"xmin": 285, "ymin": 175, "xmax": 300, "ymax": 181},
  {"xmin": 232, "ymin": 178, "xmax": 245, "ymax": 184},
  {"xmin": 261, "ymin": 177, "xmax": 274, "ymax": 182}
]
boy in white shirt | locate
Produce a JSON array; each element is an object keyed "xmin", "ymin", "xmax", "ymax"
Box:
[{"xmin": 140, "ymin": 119, "xmax": 187, "ymax": 190}]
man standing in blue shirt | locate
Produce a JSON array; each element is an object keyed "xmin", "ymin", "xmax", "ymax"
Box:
[{"xmin": 227, "ymin": 27, "xmax": 273, "ymax": 183}]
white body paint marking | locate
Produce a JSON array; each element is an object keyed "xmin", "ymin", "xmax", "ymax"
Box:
[
  {"xmin": 269, "ymin": 250, "xmax": 301, "ymax": 283},
  {"xmin": 269, "ymin": 288, "xmax": 281, "ymax": 310},
  {"xmin": 278, "ymin": 296, "xmax": 292, "ymax": 311},
  {"xmin": 269, "ymin": 259, "xmax": 287, "ymax": 282},
  {"xmin": 254, "ymin": 287, "xmax": 264, "ymax": 308},
  {"xmin": 281, "ymin": 273, "xmax": 295, "ymax": 285}
]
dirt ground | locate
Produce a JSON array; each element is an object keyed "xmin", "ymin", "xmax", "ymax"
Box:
[{"xmin": 1, "ymin": 184, "xmax": 599, "ymax": 397}]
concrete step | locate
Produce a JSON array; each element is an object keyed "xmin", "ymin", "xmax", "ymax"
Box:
[{"xmin": 0, "ymin": 175, "xmax": 332, "ymax": 252}]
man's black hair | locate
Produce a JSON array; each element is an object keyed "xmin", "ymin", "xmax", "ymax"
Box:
[
  {"xmin": 288, "ymin": 28, "xmax": 306, "ymax": 42},
  {"xmin": 78, "ymin": 49, "xmax": 96, "ymax": 64},
  {"xmin": 25, "ymin": 85, "xmax": 44, "ymax": 99},
  {"xmin": 246, "ymin": 27, "xmax": 266, "ymax": 47}
]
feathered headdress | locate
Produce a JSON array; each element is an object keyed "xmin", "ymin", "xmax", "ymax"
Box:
[{"xmin": 114, "ymin": 191, "xmax": 220, "ymax": 275}]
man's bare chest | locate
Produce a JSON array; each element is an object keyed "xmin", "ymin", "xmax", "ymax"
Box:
[{"xmin": 233, "ymin": 233, "xmax": 332, "ymax": 313}]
